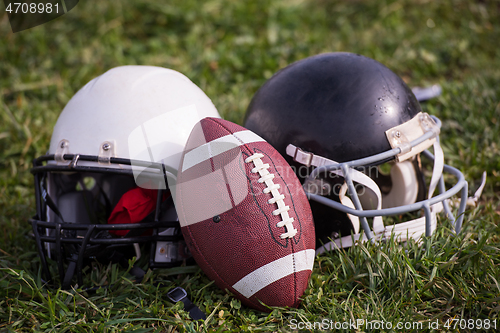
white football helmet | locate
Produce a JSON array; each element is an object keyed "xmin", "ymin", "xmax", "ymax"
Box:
[{"xmin": 30, "ymin": 66, "xmax": 221, "ymax": 287}]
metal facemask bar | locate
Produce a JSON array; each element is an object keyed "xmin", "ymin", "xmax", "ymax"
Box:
[
  {"xmin": 30, "ymin": 153, "xmax": 186, "ymax": 287},
  {"xmin": 286, "ymin": 114, "xmax": 468, "ymax": 254}
]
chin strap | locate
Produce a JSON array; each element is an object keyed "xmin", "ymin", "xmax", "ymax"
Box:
[
  {"xmin": 167, "ymin": 287, "xmax": 206, "ymax": 320},
  {"xmin": 286, "ymin": 143, "xmax": 446, "ymax": 254},
  {"xmin": 428, "ymin": 137, "xmax": 444, "ymax": 200}
]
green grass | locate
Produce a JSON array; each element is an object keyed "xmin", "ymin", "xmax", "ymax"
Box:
[{"xmin": 1, "ymin": 0, "xmax": 499, "ymax": 331}]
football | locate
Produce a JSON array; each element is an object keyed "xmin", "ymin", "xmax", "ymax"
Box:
[{"xmin": 175, "ymin": 117, "xmax": 315, "ymax": 312}]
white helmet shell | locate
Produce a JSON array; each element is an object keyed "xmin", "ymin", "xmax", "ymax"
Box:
[{"xmin": 49, "ymin": 66, "xmax": 221, "ymax": 178}]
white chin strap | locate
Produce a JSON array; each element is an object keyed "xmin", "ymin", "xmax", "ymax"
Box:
[{"xmin": 286, "ymin": 140, "xmax": 445, "ymax": 254}]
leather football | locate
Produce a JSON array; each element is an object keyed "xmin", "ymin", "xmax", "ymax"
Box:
[{"xmin": 175, "ymin": 117, "xmax": 315, "ymax": 312}]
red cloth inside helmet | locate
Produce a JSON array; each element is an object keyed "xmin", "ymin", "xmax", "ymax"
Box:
[{"xmin": 108, "ymin": 187, "xmax": 169, "ymax": 236}]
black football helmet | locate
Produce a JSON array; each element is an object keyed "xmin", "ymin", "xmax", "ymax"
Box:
[{"xmin": 244, "ymin": 52, "xmax": 468, "ymax": 252}]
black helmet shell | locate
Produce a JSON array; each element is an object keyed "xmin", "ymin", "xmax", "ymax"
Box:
[{"xmin": 244, "ymin": 52, "xmax": 422, "ymax": 166}]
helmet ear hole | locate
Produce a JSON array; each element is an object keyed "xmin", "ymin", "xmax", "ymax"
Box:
[
  {"xmin": 83, "ymin": 176, "xmax": 96, "ymax": 190},
  {"xmin": 76, "ymin": 176, "xmax": 96, "ymax": 191},
  {"xmin": 378, "ymin": 163, "xmax": 392, "ymax": 176}
]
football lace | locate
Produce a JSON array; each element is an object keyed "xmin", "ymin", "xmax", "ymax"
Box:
[{"xmin": 245, "ymin": 153, "xmax": 298, "ymax": 239}]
